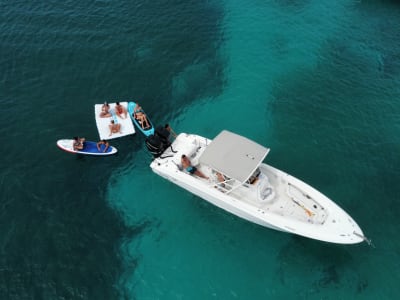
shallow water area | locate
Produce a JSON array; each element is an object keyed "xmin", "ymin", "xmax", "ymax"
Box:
[
  {"xmin": 107, "ymin": 1, "xmax": 400, "ymax": 299},
  {"xmin": 1, "ymin": 0, "xmax": 400, "ymax": 299}
]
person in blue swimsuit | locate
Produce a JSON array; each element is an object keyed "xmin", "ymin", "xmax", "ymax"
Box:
[{"xmin": 181, "ymin": 154, "xmax": 208, "ymax": 179}]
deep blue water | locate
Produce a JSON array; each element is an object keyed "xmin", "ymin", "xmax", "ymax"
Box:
[{"xmin": 1, "ymin": 0, "xmax": 400, "ymax": 299}]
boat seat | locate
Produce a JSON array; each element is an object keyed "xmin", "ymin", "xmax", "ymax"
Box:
[{"xmin": 258, "ymin": 176, "xmax": 275, "ymax": 203}]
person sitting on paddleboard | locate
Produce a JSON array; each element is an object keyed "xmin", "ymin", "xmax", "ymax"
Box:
[
  {"xmin": 73, "ymin": 136, "xmax": 85, "ymax": 150},
  {"xmin": 96, "ymin": 139, "xmax": 109, "ymax": 153},
  {"xmin": 165, "ymin": 123, "xmax": 177, "ymax": 138}
]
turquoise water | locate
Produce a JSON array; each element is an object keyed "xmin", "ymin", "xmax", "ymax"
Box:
[{"xmin": 1, "ymin": 0, "xmax": 400, "ymax": 299}]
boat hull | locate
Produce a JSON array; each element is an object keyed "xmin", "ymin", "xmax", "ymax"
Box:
[
  {"xmin": 152, "ymin": 166, "xmax": 285, "ymax": 231},
  {"xmin": 150, "ymin": 133, "xmax": 365, "ymax": 244}
]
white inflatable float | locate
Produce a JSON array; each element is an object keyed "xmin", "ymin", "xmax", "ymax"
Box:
[{"xmin": 94, "ymin": 101, "xmax": 135, "ymax": 140}]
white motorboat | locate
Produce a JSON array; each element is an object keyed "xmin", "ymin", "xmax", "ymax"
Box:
[{"xmin": 149, "ymin": 130, "xmax": 366, "ymax": 244}]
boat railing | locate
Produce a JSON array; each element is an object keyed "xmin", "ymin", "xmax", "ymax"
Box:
[
  {"xmin": 285, "ymin": 183, "xmax": 328, "ymax": 224},
  {"xmin": 211, "ymin": 178, "xmax": 242, "ymax": 194}
]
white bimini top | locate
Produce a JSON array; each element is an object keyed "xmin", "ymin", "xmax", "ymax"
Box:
[{"xmin": 199, "ymin": 130, "xmax": 270, "ymax": 183}]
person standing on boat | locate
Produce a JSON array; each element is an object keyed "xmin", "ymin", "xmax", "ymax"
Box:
[{"xmin": 181, "ymin": 155, "xmax": 208, "ymax": 179}]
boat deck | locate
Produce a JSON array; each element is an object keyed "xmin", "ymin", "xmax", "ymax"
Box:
[
  {"xmin": 159, "ymin": 133, "xmax": 328, "ymax": 226},
  {"xmin": 203, "ymin": 166, "xmax": 328, "ymax": 225}
]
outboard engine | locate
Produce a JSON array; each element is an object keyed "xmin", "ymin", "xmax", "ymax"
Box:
[
  {"xmin": 145, "ymin": 134, "xmax": 164, "ymax": 158},
  {"xmin": 145, "ymin": 125, "xmax": 176, "ymax": 158},
  {"xmin": 155, "ymin": 126, "xmax": 171, "ymax": 148}
]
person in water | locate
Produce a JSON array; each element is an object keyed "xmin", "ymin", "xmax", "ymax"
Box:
[
  {"xmin": 134, "ymin": 103, "xmax": 150, "ymax": 129},
  {"xmin": 181, "ymin": 154, "xmax": 208, "ymax": 179},
  {"xmin": 109, "ymin": 120, "xmax": 121, "ymax": 136},
  {"xmin": 99, "ymin": 102, "xmax": 112, "ymax": 118},
  {"xmin": 115, "ymin": 102, "xmax": 127, "ymax": 119},
  {"xmin": 96, "ymin": 139, "xmax": 109, "ymax": 153},
  {"xmin": 165, "ymin": 123, "xmax": 177, "ymax": 138},
  {"xmin": 73, "ymin": 136, "xmax": 85, "ymax": 150}
]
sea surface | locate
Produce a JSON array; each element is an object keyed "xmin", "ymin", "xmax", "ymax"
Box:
[{"xmin": 1, "ymin": 0, "xmax": 400, "ymax": 299}]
